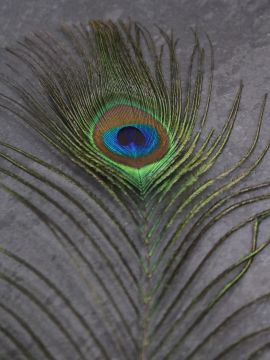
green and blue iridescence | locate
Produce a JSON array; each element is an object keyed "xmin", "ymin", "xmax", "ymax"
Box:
[
  {"xmin": 89, "ymin": 100, "xmax": 176, "ymax": 189},
  {"xmin": 102, "ymin": 124, "xmax": 159, "ymax": 158}
]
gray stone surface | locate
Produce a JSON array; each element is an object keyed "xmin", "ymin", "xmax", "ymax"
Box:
[{"xmin": 0, "ymin": 1, "xmax": 270, "ymax": 359}]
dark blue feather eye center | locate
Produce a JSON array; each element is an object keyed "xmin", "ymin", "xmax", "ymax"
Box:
[
  {"xmin": 117, "ymin": 126, "xmax": 145, "ymax": 146},
  {"xmin": 101, "ymin": 123, "xmax": 159, "ymax": 159}
]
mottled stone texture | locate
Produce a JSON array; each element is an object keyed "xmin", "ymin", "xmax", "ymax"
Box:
[{"xmin": 1, "ymin": 1, "xmax": 270, "ymax": 359}]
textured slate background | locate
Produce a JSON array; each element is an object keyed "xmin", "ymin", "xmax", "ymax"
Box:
[{"xmin": 1, "ymin": 1, "xmax": 270, "ymax": 359}]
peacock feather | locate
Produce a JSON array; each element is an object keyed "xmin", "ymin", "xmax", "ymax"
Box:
[{"xmin": 0, "ymin": 20, "xmax": 270, "ymax": 359}]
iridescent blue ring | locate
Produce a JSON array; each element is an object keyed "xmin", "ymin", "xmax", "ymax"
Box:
[{"xmin": 102, "ymin": 124, "xmax": 159, "ymax": 159}]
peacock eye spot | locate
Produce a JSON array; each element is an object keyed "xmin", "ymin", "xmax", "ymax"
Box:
[
  {"xmin": 117, "ymin": 126, "xmax": 146, "ymax": 146},
  {"xmin": 92, "ymin": 105, "xmax": 169, "ymax": 168}
]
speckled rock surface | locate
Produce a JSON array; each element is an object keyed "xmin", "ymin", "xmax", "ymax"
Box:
[{"xmin": 1, "ymin": 1, "xmax": 270, "ymax": 359}]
